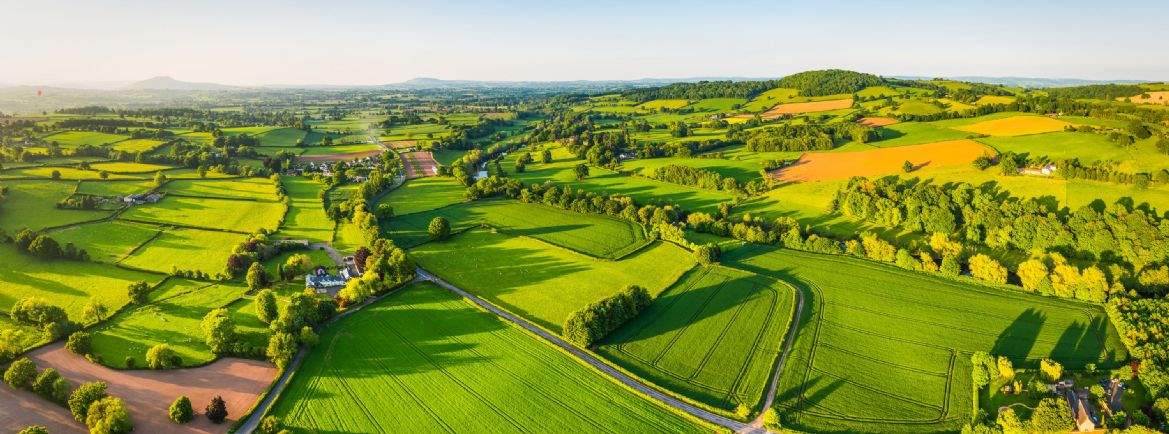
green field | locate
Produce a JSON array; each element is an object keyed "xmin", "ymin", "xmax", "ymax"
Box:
[
  {"xmin": 268, "ymin": 282, "xmax": 706, "ymax": 433},
  {"xmin": 598, "ymin": 265, "xmax": 796, "ymax": 412},
  {"xmin": 299, "ymin": 143, "xmax": 381, "ymax": 156},
  {"xmin": 377, "ymin": 176, "xmax": 466, "ymax": 216},
  {"xmin": 49, "ymin": 220, "xmax": 160, "ymax": 263},
  {"xmin": 386, "ymin": 199, "xmax": 650, "ymax": 259},
  {"xmin": 88, "ymin": 278, "xmax": 266, "ymax": 367},
  {"xmin": 0, "ymin": 180, "xmax": 111, "ymax": 232},
  {"xmin": 274, "ymin": 176, "xmax": 333, "ymax": 242},
  {"xmin": 258, "ymin": 127, "xmax": 309, "ymax": 147},
  {"xmin": 43, "ymin": 130, "xmax": 130, "ymax": 147},
  {"xmin": 722, "ymin": 244, "xmax": 1128, "ymax": 432},
  {"xmin": 119, "ymin": 195, "xmax": 285, "ymax": 233},
  {"xmin": 409, "ymin": 229, "xmax": 694, "ymax": 332},
  {"xmin": 110, "ymin": 138, "xmax": 167, "ymax": 152},
  {"xmin": 161, "ymin": 177, "xmax": 279, "ymax": 200},
  {"xmin": 0, "ymin": 243, "xmax": 162, "ymax": 321},
  {"xmin": 118, "ymin": 228, "xmax": 247, "ymax": 275},
  {"xmin": 1, "ymin": 166, "xmax": 141, "ymax": 180}
]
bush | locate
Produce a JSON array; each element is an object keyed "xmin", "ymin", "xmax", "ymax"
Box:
[
  {"xmin": 124, "ymin": 357, "xmax": 135, "ymax": 369},
  {"xmin": 145, "ymin": 343, "xmax": 179, "ymax": 369},
  {"xmin": 205, "ymin": 395, "xmax": 228, "ymax": 424},
  {"xmin": 428, "ymin": 216, "xmax": 451, "ymax": 241},
  {"xmin": 85, "ymin": 396, "xmax": 133, "ymax": 434},
  {"xmin": 66, "ymin": 331, "xmax": 92, "ymax": 355},
  {"xmin": 1040, "ymin": 358, "xmax": 1063, "ymax": 382},
  {"xmin": 68, "ymin": 381, "xmax": 108, "ymax": 422},
  {"xmin": 127, "ymin": 281, "xmax": 150, "ymax": 305},
  {"xmin": 734, "ymin": 403, "xmax": 751, "ymax": 419},
  {"xmin": 694, "ymin": 244, "xmax": 721, "ymax": 265},
  {"xmin": 259, "ymin": 415, "xmax": 282, "ymax": 434},
  {"xmin": 562, "ymin": 285, "xmax": 652, "ymax": 347},
  {"xmin": 255, "ymin": 289, "xmax": 278, "ymax": 325},
  {"xmin": 168, "ymin": 395, "xmax": 194, "ymax": 424},
  {"xmin": 18, "ymin": 426, "xmax": 49, "ymax": 434},
  {"xmin": 4, "ymin": 357, "xmax": 38, "ymax": 390},
  {"xmin": 32, "ymin": 368, "xmax": 69, "ymax": 403}
]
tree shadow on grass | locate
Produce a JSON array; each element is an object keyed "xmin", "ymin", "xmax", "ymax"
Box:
[{"xmin": 991, "ymin": 308, "xmax": 1045, "ymax": 368}]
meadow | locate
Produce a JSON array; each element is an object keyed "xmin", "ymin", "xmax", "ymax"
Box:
[
  {"xmin": 408, "ymin": 229, "xmax": 694, "ymax": 332},
  {"xmin": 268, "ymin": 282, "xmax": 707, "ymax": 434},
  {"xmin": 88, "ymin": 162, "xmax": 173, "ymax": 173},
  {"xmin": 722, "ymin": 244, "xmax": 1128, "ymax": 432},
  {"xmin": 49, "ymin": 220, "xmax": 160, "ymax": 263},
  {"xmin": 110, "ymin": 138, "xmax": 166, "ymax": 153},
  {"xmin": 161, "ymin": 177, "xmax": 279, "ymax": 200},
  {"xmin": 119, "ymin": 195, "xmax": 285, "ymax": 233},
  {"xmin": 386, "ymin": 199, "xmax": 650, "ymax": 259},
  {"xmin": 376, "ymin": 176, "xmax": 466, "ymax": 216},
  {"xmin": 954, "ymin": 115, "xmax": 1071, "ymax": 136},
  {"xmin": 0, "ymin": 180, "xmax": 111, "ymax": 232},
  {"xmin": 118, "ymin": 228, "xmax": 248, "ymax": 275},
  {"xmin": 274, "ymin": 176, "xmax": 333, "ymax": 242},
  {"xmin": 42, "ymin": 131, "xmax": 130, "ymax": 147},
  {"xmin": 597, "ymin": 265, "xmax": 796, "ymax": 413}
]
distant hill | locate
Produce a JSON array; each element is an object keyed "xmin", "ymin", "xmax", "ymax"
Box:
[
  {"xmin": 124, "ymin": 76, "xmax": 238, "ymax": 91},
  {"xmin": 895, "ymin": 75, "xmax": 1151, "ymax": 88}
]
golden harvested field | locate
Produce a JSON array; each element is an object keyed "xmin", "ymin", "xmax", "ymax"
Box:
[
  {"xmin": 858, "ymin": 116, "xmax": 899, "ymax": 127},
  {"xmin": 1124, "ymin": 90, "xmax": 1169, "ymax": 105},
  {"xmin": 761, "ymin": 98, "xmax": 853, "ymax": 118},
  {"xmin": 774, "ymin": 139, "xmax": 993, "ymax": 182},
  {"xmin": 385, "ymin": 139, "xmax": 417, "ymax": 149},
  {"xmin": 954, "ymin": 115, "xmax": 1071, "ymax": 136},
  {"xmin": 975, "ymin": 95, "xmax": 1016, "ymax": 105}
]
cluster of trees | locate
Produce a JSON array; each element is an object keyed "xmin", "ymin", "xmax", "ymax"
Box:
[
  {"xmin": 1046, "ymin": 84, "xmax": 1146, "ymax": 100},
  {"xmin": 1060, "ymin": 159, "xmax": 1166, "ymax": 188},
  {"xmin": 831, "ymin": 176, "xmax": 1169, "ymax": 296},
  {"xmin": 566, "ymin": 130, "xmax": 628, "ymax": 167},
  {"xmin": 11, "ymin": 229, "xmax": 89, "ymax": 260},
  {"xmin": 743, "ymin": 123, "xmax": 877, "ymax": 152},
  {"xmin": 624, "ymin": 80, "xmax": 779, "ymax": 101},
  {"xmin": 5, "ymin": 359, "xmax": 133, "ymax": 433},
  {"xmin": 56, "ymin": 193, "xmax": 105, "ymax": 210},
  {"xmin": 336, "ymin": 238, "xmax": 413, "ymax": 308},
  {"xmin": 225, "ymin": 233, "xmax": 282, "ymax": 278},
  {"xmin": 10, "ymin": 298, "xmax": 79, "ymax": 342},
  {"xmin": 380, "ymin": 112, "xmax": 424, "ymax": 128},
  {"xmin": 434, "ymin": 118, "xmax": 511, "ymax": 150},
  {"xmin": 1107, "ymin": 297, "xmax": 1169, "ymax": 399},
  {"xmin": 775, "ymin": 69, "xmax": 884, "ymax": 96},
  {"xmin": 650, "ymin": 164, "xmax": 742, "ymax": 192},
  {"xmin": 562, "ymin": 285, "xmax": 652, "ymax": 347},
  {"xmin": 635, "ymin": 138, "xmax": 740, "ymax": 159}
]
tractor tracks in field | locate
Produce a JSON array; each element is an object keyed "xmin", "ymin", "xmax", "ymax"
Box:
[{"xmin": 417, "ymin": 267, "xmax": 806, "ymax": 434}]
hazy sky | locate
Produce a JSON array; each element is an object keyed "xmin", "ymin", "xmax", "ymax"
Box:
[{"xmin": 2, "ymin": 0, "xmax": 1167, "ymax": 85}]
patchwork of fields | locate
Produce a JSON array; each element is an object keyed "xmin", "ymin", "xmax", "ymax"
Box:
[{"xmin": 269, "ymin": 282, "xmax": 707, "ymax": 433}]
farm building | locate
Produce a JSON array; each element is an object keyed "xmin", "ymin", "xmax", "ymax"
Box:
[
  {"xmin": 1055, "ymin": 381, "xmax": 1099, "ymax": 432},
  {"xmin": 305, "ymin": 266, "xmax": 358, "ymax": 294},
  {"xmin": 1019, "ymin": 163, "xmax": 1057, "ymax": 176},
  {"xmin": 122, "ymin": 192, "xmax": 164, "ymax": 205}
]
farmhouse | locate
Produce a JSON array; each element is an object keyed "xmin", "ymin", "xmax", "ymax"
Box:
[
  {"xmin": 305, "ymin": 266, "xmax": 358, "ymax": 295},
  {"xmin": 1055, "ymin": 380, "xmax": 1099, "ymax": 431},
  {"xmin": 1019, "ymin": 163, "xmax": 1057, "ymax": 176},
  {"xmin": 122, "ymin": 192, "xmax": 164, "ymax": 205}
]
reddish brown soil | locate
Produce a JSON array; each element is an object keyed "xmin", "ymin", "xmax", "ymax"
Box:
[
  {"xmin": 385, "ymin": 140, "xmax": 418, "ymax": 149},
  {"xmin": 298, "ymin": 149, "xmax": 383, "ymax": 162},
  {"xmin": 761, "ymin": 98, "xmax": 854, "ymax": 119},
  {"xmin": 2, "ymin": 344, "xmax": 277, "ymax": 434},
  {"xmin": 402, "ymin": 151, "xmax": 438, "ymax": 179},
  {"xmin": 859, "ymin": 116, "xmax": 899, "ymax": 127}
]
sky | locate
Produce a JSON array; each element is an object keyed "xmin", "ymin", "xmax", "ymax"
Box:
[{"xmin": 1, "ymin": 0, "xmax": 1167, "ymax": 86}]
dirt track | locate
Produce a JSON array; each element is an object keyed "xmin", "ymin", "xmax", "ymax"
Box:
[{"xmin": 4, "ymin": 344, "xmax": 277, "ymax": 434}]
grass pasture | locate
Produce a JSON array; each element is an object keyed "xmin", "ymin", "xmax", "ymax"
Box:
[
  {"xmin": 161, "ymin": 177, "xmax": 278, "ymax": 200},
  {"xmin": 723, "ymin": 245, "xmax": 1128, "ymax": 432},
  {"xmin": 110, "ymin": 138, "xmax": 166, "ymax": 153},
  {"xmin": 377, "ymin": 176, "xmax": 466, "ymax": 216},
  {"xmin": 0, "ymin": 243, "xmax": 161, "ymax": 321},
  {"xmin": 409, "ymin": 229, "xmax": 694, "ymax": 332},
  {"xmin": 88, "ymin": 162, "xmax": 173, "ymax": 173},
  {"xmin": 775, "ymin": 139, "xmax": 992, "ymax": 182},
  {"xmin": 268, "ymin": 282, "xmax": 706, "ymax": 433},
  {"xmin": 954, "ymin": 115, "xmax": 1071, "ymax": 136},
  {"xmin": 258, "ymin": 127, "xmax": 309, "ymax": 147},
  {"xmin": 638, "ymin": 99, "xmax": 690, "ymax": 110},
  {"xmin": 88, "ymin": 278, "xmax": 260, "ymax": 367},
  {"xmin": 119, "ymin": 228, "xmax": 247, "ymax": 275},
  {"xmin": 387, "ymin": 199, "xmax": 650, "ymax": 259},
  {"xmin": 598, "ymin": 265, "xmax": 796, "ymax": 412},
  {"xmin": 274, "ymin": 176, "xmax": 333, "ymax": 242},
  {"xmin": 49, "ymin": 220, "xmax": 160, "ymax": 263},
  {"xmin": 119, "ymin": 195, "xmax": 285, "ymax": 233},
  {"xmin": 43, "ymin": 130, "xmax": 130, "ymax": 147},
  {"xmin": 0, "ymin": 180, "xmax": 111, "ymax": 232}
]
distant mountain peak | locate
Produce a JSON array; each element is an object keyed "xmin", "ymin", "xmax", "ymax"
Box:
[{"xmin": 124, "ymin": 76, "xmax": 238, "ymax": 91}]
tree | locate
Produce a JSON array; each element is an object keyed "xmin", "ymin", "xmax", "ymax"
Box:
[
  {"xmin": 266, "ymin": 332, "xmax": 297, "ymax": 369},
  {"xmin": 968, "ymin": 254, "xmax": 1008, "ymax": 284},
  {"xmin": 1039, "ymin": 358, "xmax": 1063, "ymax": 381},
  {"xmin": 902, "ymin": 160, "xmax": 914, "ymax": 173},
  {"xmin": 996, "ymin": 407, "xmax": 1025, "ymax": 434},
  {"xmin": 283, "ymin": 253, "xmax": 313, "ymax": 279},
  {"xmin": 761, "ymin": 408, "xmax": 779, "ymax": 429},
  {"xmin": 32, "ymin": 368, "xmax": 69, "ymax": 403},
  {"xmin": 28, "ymin": 235, "xmax": 62, "ymax": 259},
  {"xmin": 996, "ymin": 356, "xmax": 1014, "ymax": 380},
  {"xmin": 734, "ymin": 403, "xmax": 750, "ymax": 419},
  {"xmin": 127, "ymin": 281, "xmax": 150, "ymax": 305},
  {"xmin": 428, "ymin": 217, "xmax": 451, "ymax": 241},
  {"xmin": 145, "ymin": 343, "xmax": 180, "ymax": 369},
  {"xmin": 205, "ymin": 395, "xmax": 228, "ymax": 424},
  {"xmin": 1029, "ymin": 397, "xmax": 1074, "ymax": 432},
  {"xmin": 66, "ymin": 331, "xmax": 92, "ymax": 355},
  {"xmin": 574, "ymin": 163, "xmax": 590, "ymax": 180},
  {"xmin": 245, "ymin": 262, "xmax": 269, "ymax": 291},
  {"xmin": 541, "ymin": 149, "xmax": 552, "ymax": 163},
  {"xmin": 4, "ymin": 357, "xmax": 37, "ymax": 390},
  {"xmin": 168, "ymin": 395, "xmax": 194, "ymax": 424},
  {"xmin": 1016, "ymin": 258, "xmax": 1050, "ymax": 293},
  {"xmin": 298, "ymin": 326, "xmax": 319, "ymax": 347},
  {"xmin": 68, "ymin": 381, "xmax": 108, "ymax": 422},
  {"xmin": 18, "ymin": 426, "xmax": 49, "ymax": 434},
  {"xmin": 694, "ymin": 244, "xmax": 720, "ymax": 265},
  {"xmin": 86, "ymin": 396, "xmax": 133, "ymax": 434},
  {"xmin": 82, "ymin": 298, "xmax": 109, "ymax": 324},
  {"xmin": 200, "ymin": 308, "xmax": 237, "ymax": 355},
  {"xmin": 970, "ymin": 351, "xmax": 993, "ymax": 390},
  {"xmin": 153, "ymin": 171, "xmax": 167, "ymax": 187},
  {"xmin": 254, "ymin": 289, "xmax": 278, "ymax": 324}
]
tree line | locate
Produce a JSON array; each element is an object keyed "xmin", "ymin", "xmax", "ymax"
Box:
[{"xmin": 563, "ymin": 285, "xmax": 652, "ymax": 347}]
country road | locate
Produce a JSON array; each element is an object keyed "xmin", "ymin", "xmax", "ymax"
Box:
[{"xmin": 417, "ymin": 267, "xmax": 806, "ymax": 433}]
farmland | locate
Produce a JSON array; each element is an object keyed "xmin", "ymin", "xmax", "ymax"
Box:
[
  {"xmin": 377, "ymin": 176, "xmax": 466, "ymax": 216},
  {"xmin": 774, "ymin": 139, "xmax": 993, "ymax": 182},
  {"xmin": 119, "ymin": 195, "xmax": 285, "ymax": 233},
  {"xmin": 597, "ymin": 265, "xmax": 796, "ymax": 412},
  {"xmin": 274, "ymin": 176, "xmax": 333, "ymax": 242},
  {"xmin": 954, "ymin": 115, "xmax": 1071, "ymax": 136},
  {"xmin": 409, "ymin": 229, "xmax": 693, "ymax": 332},
  {"xmin": 118, "ymin": 228, "xmax": 247, "ymax": 275},
  {"xmin": 722, "ymin": 245, "xmax": 1128, "ymax": 432},
  {"xmin": 268, "ymin": 282, "xmax": 707, "ymax": 433}
]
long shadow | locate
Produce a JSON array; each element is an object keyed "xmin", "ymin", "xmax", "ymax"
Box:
[{"xmin": 991, "ymin": 308, "xmax": 1046, "ymax": 367}]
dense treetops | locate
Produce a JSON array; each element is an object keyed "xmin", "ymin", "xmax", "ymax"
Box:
[
  {"xmin": 623, "ymin": 80, "xmax": 779, "ymax": 102},
  {"xmin": 775, "ymin": 69, "xmax": 885, "ymax": 96},
  {"xmin": 1045, "ymin": 84, "xmax": 1147, "ymax": 100}
]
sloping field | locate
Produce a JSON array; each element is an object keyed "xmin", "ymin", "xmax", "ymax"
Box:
[
  {"xmin": 377, "ymin": 176, "xmax": 466, "ymax": 216},
  {"xmin": 775, "ymin": 139, "xmax": 991, "ymax": 182},
  {"xmin": 975, "ymin": 95, "xmax": 1016, "ymax": 106},
  {"xmin": 953, "ymin": 115, "xmax": 1070, "ymax": 136},
  {"xmin": 387, "ymin": 199, "xmax": 650, "ymax": 259},
  {"xmin": 723, "ymin": 245, "xmax": 1128, "ymax": 433},
  {"xmin": 43, "ymin": 130, "xmax": 130, "ymax": 147},
  {"xmin": 49, "ymin": 220, "xmax": 160, "ymax": 263},
  {"xmin": 162, "ymin": 177, "xmax": 278, "ymax": 200},
  {"xmin": 26, "ymin": 344, "xmax": 274, "ymax": 434},
  {"xmin": 89, "ymin": 162, "xmax": 173, "ymax": 173},
  {"xmin": 274, "ymin": 176, "xmax": 333, "ymax": 242},
  {"xmin": 257, "ymin": 127, "xmax": 308, "ymax": 147},
  {"xmin": 119, "ymin": 195, "xmax": 285, "ymax": 233},
  {"xmin": 0, "ymin": 243, "xmax": 161, "ymax": 321},
  {"xmin": 762, "ymin": 98, "xmax": 853, "ymax": 118},
  {"xmin": 298, "ymin": 143, "xmax": 382, "ymax": 161},
  {"xmin": 409, "ymin": 229, "xmax": 693, "ymax": 332},
  {"xmin": 119, "ymin": 228, "xmax": 247, "ymax": 275},
  {"xmin": 268, "ymin": 282, "xmax": 707, "ymax": 434},
  {"xmin": 639, "ymin": 99, "xmax": 690, "ymax": 110},
  {"xmin": 1122, "ymin": 90, "xmax": 1169, "ymax": 105},
  {"xmin": 0, "ymin": 166, "xmax": 141, "ymax": 181},
  {"xmin": 111, "ymin": 138, "xmax": 167, "ymax": 152},
  {"xmin": 0, "ymin": 180, "xmax": 110, "ymax": 232},
  {"xmin": 598, "ymin": 265, "xmax": 796, "ymax": 412},
  {"xmin": 859, "ymin": 116, "xmax": 898, "ymax": 127}
]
